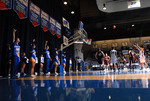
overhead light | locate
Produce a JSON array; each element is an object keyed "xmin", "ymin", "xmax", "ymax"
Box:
[
  {"xmin": 113, "ymin": 25, "xmax": 116, "ymax": 29},
  {"xmin": 132, "ymin": 24, "xmax": 135, "ymax": 27},
  {"xmin": 64, "ymin": 1, "xmax": 67, "ymax": 5},
  {"xmin": 104, "ymin": 27, "xmax": 107, "ymax": 29},
  {"xmin": 71, "ymin": 11, "xmax": 74, "ymax": 14},
  {"xmin": 103, "ymin": 3, "xmax": 106, "ymax": 10}
]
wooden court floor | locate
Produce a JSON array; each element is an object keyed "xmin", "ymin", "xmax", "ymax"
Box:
[{"xmin": 16, "ymin": 69, "xmax": 150, "ymax": 81}]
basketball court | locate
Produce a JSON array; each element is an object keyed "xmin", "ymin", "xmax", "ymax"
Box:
[
  {"xmin": 1, "ymin": 0, "xmax": 150, "ymax": 101},
  {"xmin": 1, "ymin": 69, "xmax": 150, "ymax": 101}
]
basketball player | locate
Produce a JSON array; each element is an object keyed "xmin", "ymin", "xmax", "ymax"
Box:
[
  {"xmin": 39, "ymin": 54, "xmax": 44, "ymax": 75},
  {"xmin": 8, "ymin": 44, "xmax": 12, "ymax": 76},
  {"xmin": 30, "ymin": 39, "xmax": 36, "ymax": 77},
  {"xmin": 129, "ymin": 48, "xmax": 136, "ymax": 70},
  {"xmin": 117, "ymin": 57, "xmax": 121, "ymax": 69},
  {"xmin": 62, "ymin": 53, "xmax": 67, "ymax": 74},
  {"xmin": 133, "ymin": 44, "xmax": 148, "ymax": 70},
  {"xmin": 11, "ymin": 29, "xmax": 20, "ymax": 79},
  {"xmin": 76, "ymin": 56, "xmax": 82, "ymax": 72},
  {"xmin": 122, "ymin": 56, "xmax": 127, "ymax": 68},
  {"xmin": 54, "ymin": 48, "xmax": 59, "ymax": 75},
  {"xmin": 69, "ymin": 58, "xmax": 72, "ymax": 72},
  {"xmin": 95, "ymin": 48, "xmax": 105, "ymax": 68},
  {"xmin": 110, "ymin": 47, "xmax": 118, "ymax": 71},
  {"xmin": 44, "ymin": 41, "xmax": 52, "ymax": 75},
  {"xmin": 21, "ymin": 52, "xmax": 28, "ymax": 76},
  {"xmin": 104, "ymin": 53, "xmax": 110, "ymax": 71}
]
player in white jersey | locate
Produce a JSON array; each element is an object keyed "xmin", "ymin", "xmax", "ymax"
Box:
[
  {"xmin": 39, "ymin": 54, "xmax": 44, "ymax": 75},
  {"xmin": 133, "ymin": 44, "xmax": 148, "ymax": 70},
  {"xmin": 69, "ymin": 58, "xmax": 72, "ymax": 72},
  {"xmin": 110, "ymin": 47, "xmax": 118, "ymax": 71}
]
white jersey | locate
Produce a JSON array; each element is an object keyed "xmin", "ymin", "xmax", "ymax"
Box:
[
  {"xmin": 110, "ymin": 49, "xmax": 117, "ymax": 59},
  {"xmin": 69, "ymin": 60, "xmax": 72, "ymax": 65},
  {"xmin": 110, "ymin": 49, "xmax": 117, "ymax": 64},
  {"xmin": 41, "ymin": 57, "xmax": 44, "ymax": 64},
  {"xmin": 77, "ymin": 58, "xmax": 82, "ymax": 63},
  {"xmin": 139, "ymin": 50, "xmax": 145, "ymax": 63},
  {"xmin": 129, "ymin": 50, "xmax": 134, "ymax": 55}
]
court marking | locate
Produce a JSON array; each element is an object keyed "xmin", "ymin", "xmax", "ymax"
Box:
[{"xmin": 15, "ymin": 72, "xmax": 150, "ymax": 80}]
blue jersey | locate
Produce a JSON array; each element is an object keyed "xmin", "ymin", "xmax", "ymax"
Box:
[
  {"xmin": 13, "ymin": 42, "xmax": 20, "ymax": 57},
  {"xmin": 85, "ymin": 62, "xmax": 88, "ymax": 66},
  {"xmin": 9, "ymin": 49, "xmax": 12, "ymax": 60},
  {"xmin": 55, "ymin": 54, "xmax": 59, "ymax": 63},
  {"xmin": 63, "ymin": 57, "xmax": 66, "ymax": 64},
  {"xmin": 45, "ymin": 49, "xmax": 50, "ymax": 59},
  {"xmin": 21, "ymin": 56, "xmax": 27, "ymax": 63},
  {"xmin": 31, "ymin": 48, "xmax": 36, "ymax": 61}
]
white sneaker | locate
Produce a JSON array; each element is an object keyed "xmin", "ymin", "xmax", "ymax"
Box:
[
  {"xmin": 63, "ymin": 71, "xmax": 66, "ymax": 74},
  {"xmin": 31, "ymin": 75, "xmax": 36, "ymax": 77},
  {"xmin": 35, "ymin": 72, "xmax": 38, "ymax": 76},
  {"xmin": 40, "ymin": 72, "xmax": 44, "ymax": 75},
  {"xmin": 55, "ymin": 72, "xmax": 58, "ymax": 75},
  {"xmin": 46, "ymin": 72, "xmax": 50, "ymax": 76},
  {"xmin": 17, "ymin": 73, "xmax": 20, "ymax": 78},
  {"xmin": 76, "ymin": 70, "xmax": 78, "ymax": 72},
  {"xmin": 8, "ymin": 74, "xmax": 11, "ymax": 77}
]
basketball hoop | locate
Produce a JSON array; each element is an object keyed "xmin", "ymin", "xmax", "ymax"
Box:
[{"xmin": 58, "ymin": 21, "xmax": 90, "ymax": 51}]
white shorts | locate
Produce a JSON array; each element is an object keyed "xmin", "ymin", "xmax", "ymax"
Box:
[
  {"xmin": 111, "ymin": 58, "xmax": 117, "ymax": 64},
  {"xmin": 140, "ymin": 57, "xmax": 145, "ymax": 63}
]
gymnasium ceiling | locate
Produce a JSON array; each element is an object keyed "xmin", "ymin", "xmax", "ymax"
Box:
[{"xmin": 63, "ymin": 0, "xmax": 150, "ymax": 41}]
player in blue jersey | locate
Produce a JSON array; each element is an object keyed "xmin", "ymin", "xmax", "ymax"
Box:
[
  {"xmin": 62, "ymin": 52, "xmax": 67, "ymax": 74},
  {"xmin": 8, "ymin": 44, "xmax": 12, "ymax": 76},
  {"xmin": 11, "ymin": 29, "xmax": 20, "ymax": 79},
  {"xmin": 54, "ymin": 48, "xmax": 59, "ymax": 75},
  {"xmin": 30, "ymin": 39, "xmax": 36, "ymax": 77},
  {"xmin": 44, "ymin": 41, "xmax": 52, "ymax": 75},
  {"xmin": 21, "ymin": 52, "xmax": 28, "ymax": 76}
]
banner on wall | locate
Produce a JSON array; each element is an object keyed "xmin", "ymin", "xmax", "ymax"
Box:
[
  {"xmin": 13, "ymin": 0, "xmax": 28, "ymax": 19},
  {"xmin": 41, "ymin": 10, "xmax": 49, "ymax": 32},
  {"xmin": 0, "ymin": 0, "xmax": 12, "ymax": 10},
  {"xmin": 49, "ymin": 17, "xmax": 56, "ymax": 35},
  {"xmin": 122, "ymin": 42, "xmax": 128, "ymax": 47},
  {"xmin": 143, "ymin": 40, "xmax": 150, "ymax": 44},
  {"xmin": 62, "ymin": 17, "xmax": 70, "ymax": 29},
  {"xmin": 102, "ymin": 43, "xmax": 108, "ymax": 49},
  {"xmin": 130, "ymin": 38, "xmax": 141, "ymax": 44},
  {"xmin": 112, "ymin": 42, "xmax": 118, "ymax": 47},
  {"xmin": 63, "ymin": 35, "xmax": 68, "ymax": 46},
  {"xmin": 56, "ymin": 21, "xmax": 61, "ymax": 38},
  {"xmin": 29, "ymin": 2, "xmax": 40, "ymax": 27}
]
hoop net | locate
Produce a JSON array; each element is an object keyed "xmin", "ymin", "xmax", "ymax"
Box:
[
  {"xmin": 83, "ymin": 39, "xmax": 92, "ymax": 45},
  {"xmin": 60, "ymin": 28, "xmax": 91, "ymax": 51}
]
